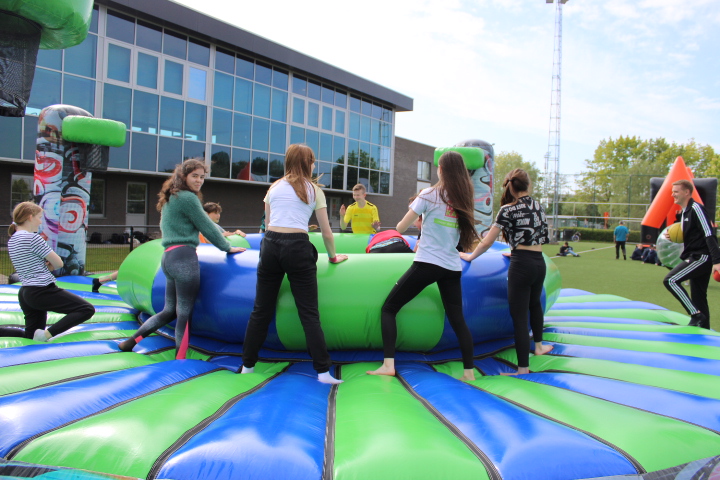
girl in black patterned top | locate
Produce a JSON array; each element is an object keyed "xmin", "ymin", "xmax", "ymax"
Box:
[{"xmin": 460, "ymin": 169, "xmax": 553, "ymax": 374}]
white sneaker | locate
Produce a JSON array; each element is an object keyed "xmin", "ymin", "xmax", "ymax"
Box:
[{"xmin": 33, "ymin": 329, "xmax": 50, "ymax": 342}]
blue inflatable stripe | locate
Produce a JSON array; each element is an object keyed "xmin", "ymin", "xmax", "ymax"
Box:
[
  {"xmin": 0, "ymin": 342, "xmax": 121, "ymax": 369},
  {"xmin": 59, "ymin": 322, "xmax": 139, "ymax": 333},
  {"xmin": 558, "ymin": 288, "xmax": 593, "ymax": 297},
  {"xmin": 0, "ymin": 360, "xmax": 219, "ymax": 458},
  {"xmin": 545, "ymin": 316, "xmax": 666, "ymax": 325},
  {"xmin": 550, "ymin": 301, "xmax": 665, "ymax": 311},
  {"xmin": 133, "ymin": 335, "xmax": 174, "ymax": 354},
  {"xmin": 548, "ymin": 343, "xmax": 720, "ymax": 376},
  {"xmin": 474, "ymin": 358, "xmax": 516, "ymax": 376},
  {"xmin": 397, "ymin": 363, "xmax": 637, "ymax": 479},
  {"xmin": 545, "ymin": 326, "xmax": 720, "ymax": 347},
  {"xmin": 520, "ymin": 372, "xmax": 720, "ymax": 434},
  {"xmin": 244, "ymin": 234, "xmax": 263, "ymax": 250},
  {"xmin": 156, "ymin": 363, "xmax": 331, "ymax": 480},
  {"xmin": 0, "ymin": 303, "xmax": 136, "ymax": 314}
]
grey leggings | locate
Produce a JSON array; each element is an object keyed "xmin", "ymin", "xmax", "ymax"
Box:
[{"xmin": 130, "ymin": 246, "xmax": 200, "ymax": 359}]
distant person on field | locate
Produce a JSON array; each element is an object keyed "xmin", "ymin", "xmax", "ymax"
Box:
[
  {"xmin": 614, "ymin": 221, "xmax": 629, "ymax": 260},
  {"xmin": 199, "ymin": 202, "xmax": 246, "ymax": 243},
  {"xmin": 631, "ymin": 244, "xmax": 645, "ymax": 261},
  {"xmin": 641, "ymin": 244, "xmax": 661, "ymax": 266},
  {"xmin": 558, "ymin": 241, "xmax": 579, "ymax": 257},
  {"xmin": 340, "ymin": 184, "xmax": 380, "ymax": 233}
]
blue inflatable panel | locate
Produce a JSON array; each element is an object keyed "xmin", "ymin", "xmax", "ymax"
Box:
[
  {"xmin": 550, "ymin": 301, "xmax": 665, "ymax": 311},
  {"xmin": 243, "ymin": 233, "xmax": 263, "ymax": 250},
  {"xmin": 473, "ymin": 357, "xmax": 516, "ymax": 376},
  {"xmin": 559, "ymin": 289, "xmax": 594, "ymax": 297},
  {"xmin": 520, "ymin": 372, "xmax": 720, "ymax": 434},
  {"xmin": 545, "ymin": 326, "xmax": 720, "ymax": 347},
  {"xmin": 0, "ymin": 360, "xmax": 219, "ymax": 457},
  {"xmin": 132, "ymin": 335, "xmax": 174, "ymax": 354},
  {"xmin": 548, "ymin": 343, "xmax": 720, "ymax": 376},
  {"xmin": 156, "ymin": 363, "xmax": 331, "ymax": 480},
  {"xmin": 397, "ymin": 363, "xmax": 638, "ymax": 479},
  {"xmin": 0, "ymin": 303, "xmax": 136, "ymax": 314},
  {"xmin": 59, "ymin": 321, "xmax": 139, "ymax": 334},
  {"xmin": 545, "ymin": 316, "xmax": 666, "ymax": 325},
  {"xmin": 0, "ymin": 342, "xmax": 121, "ymax": 369}
]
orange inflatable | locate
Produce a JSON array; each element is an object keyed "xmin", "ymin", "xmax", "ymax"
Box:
[{"xmin": 641, "ymin": 156, "xmax": 703, "ymax": 228}]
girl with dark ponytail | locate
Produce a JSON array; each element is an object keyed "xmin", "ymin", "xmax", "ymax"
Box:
[
  {"xmin": 368, "ymin": 151, "xmax": 478, "ymax": 381},
  {"xmin": 461, "ymin": 168, "xmax": 553, "ymax": 375}
]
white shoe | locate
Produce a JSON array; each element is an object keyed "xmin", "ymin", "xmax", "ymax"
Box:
[{"xmin": 33, "ymin": 329, "xmax": 50, "ymax": 342}]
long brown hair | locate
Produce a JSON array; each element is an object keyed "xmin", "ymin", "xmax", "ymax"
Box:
[
  {"xmin": 9, "ymin": 202, "xmax": 42, "ymax": 236},
  {"xmin": 280, "ymin": 144, "xmax": 316, "ymax": 204},
  {"xmin": 157, "ymin": 158, "xmax": 207, "ymax": 212},
  {"xmin": 500, "ymin": 168, "xmax": 531, "ymax": 207},
  {"xmin": 432, "ymin": 151, "xmax": 479, "ymax": 251}
]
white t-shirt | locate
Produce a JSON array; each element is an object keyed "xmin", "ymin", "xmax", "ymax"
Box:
[
  {"xmin": 8, "ymin": 230, "xmax": 56, "ymax": 286},
  {"xmin": 264, "ymin": 179, "xmax": 327, "ymax": 231},
  {"xmin": 411, "ymin": 187, "xmax": 461, "ymax": 271}
]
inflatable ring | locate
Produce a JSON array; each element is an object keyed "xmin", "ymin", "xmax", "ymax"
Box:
[{"xmin": 0, "ymin": 0, "xmax": 93, "ymax": 49}]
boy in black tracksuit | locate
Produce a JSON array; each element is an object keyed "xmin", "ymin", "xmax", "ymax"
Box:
[{"xmin": 663, "ymin": 180, "xmax": 720, "ymax": 329}]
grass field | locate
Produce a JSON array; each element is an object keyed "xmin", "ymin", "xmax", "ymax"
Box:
[
  {"xmin": 0, "ymin": 245, "xmax": 130, "ymax": 280},
  {"xmin": 542, "ymin": 241, "xmax": 720, "ymax": 330}
]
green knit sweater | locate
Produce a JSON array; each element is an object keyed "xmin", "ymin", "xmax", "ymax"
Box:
[{"xmin": 160, "ymin": 190, "xmax": 231, "ymax": 251}]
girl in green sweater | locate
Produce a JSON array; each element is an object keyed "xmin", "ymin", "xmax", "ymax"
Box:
[{"xmin": 119, "ymin": 159, "xmax": 245, "ymax": 358}]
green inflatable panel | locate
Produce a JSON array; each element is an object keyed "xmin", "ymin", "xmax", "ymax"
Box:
[
  {"xmin": 433, "ymin": 147, "xmax": 486, "ymax": 169},
  {"xmin": 61, "ymin": 115, "xmax": 127, "ymax": 147},
  {"xmin": 0, "ymin": 0, "xmax": 93, "ymax": 49}
]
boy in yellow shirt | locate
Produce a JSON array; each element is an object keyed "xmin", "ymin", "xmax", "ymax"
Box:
[{"xmin": 340, "ymin": 184, "xmax": 381, "ymax": 233}]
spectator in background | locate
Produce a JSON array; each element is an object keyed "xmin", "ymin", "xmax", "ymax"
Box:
[
  {"xmin": 199, "ymin": 202, "xmax": 246, "ymax": 244},
  {"xmin": 558, "ymin": 242, "xmax": 580, "ymax": 257},
  {"xmin": 340, "ymin": 184, "xmax": 380, "ymax": 233},
  {"xmin": 614, "ymin": 221, "xmax": 629, "ymax": 260}
]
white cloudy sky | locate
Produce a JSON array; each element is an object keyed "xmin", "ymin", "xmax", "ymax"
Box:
[{"xmin": 174, "ymin": 0, "xmax": 720, "ymax": 175}]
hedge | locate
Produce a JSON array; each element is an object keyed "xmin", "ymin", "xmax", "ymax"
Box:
[{"xmin": 558, "ymin": 227, "xmax": 719, "ymax": 244}]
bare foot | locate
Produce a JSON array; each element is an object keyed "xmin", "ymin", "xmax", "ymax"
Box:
[
  {"xmin": 501, "ymin": 366, "xmax": 530, "ymax": 376},
  {"xmin": 500, "ymin": 372, "xmax": 519, "ymax": 376},
  {"xmin": 367, "ymin": 365, "xmax": 396, "ymax": 376},
  {"xmin": 534, "ymin": 344, "xmax": 554, "ymax": 356},
  {"xmin": 460, "ymin": 372, "xmax": 476, "ymax": 382}
]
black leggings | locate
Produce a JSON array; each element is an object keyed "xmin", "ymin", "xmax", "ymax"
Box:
[
  {"xmin": 243, "ymin": 231, "xmax": 332, "ymax": 373},
  {"xmin": 508, "ymin": 250, "xmax": 547, "ymax": 368},
  {"xmin": 18, "ymin": 284, "xmax": 95, "ymax": 338},
  {"xmin": 615, "ymin": 241, "xmax": 627, "ymax": 259},
  {"xmin": 381, "ymin": 261, "xmax": 474, "ymax": 369},
  {"xmin": 130, "ymin": 246, "xmax": 200, "ymax": 359}
]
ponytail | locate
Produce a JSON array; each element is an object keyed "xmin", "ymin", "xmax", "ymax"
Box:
[{"xmin": 9, "ymin": 202, "xmax": 43, "ymax": 236}]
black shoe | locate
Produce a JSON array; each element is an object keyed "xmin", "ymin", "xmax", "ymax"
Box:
[
  {"xmin": 689, "ymin": 313, "xmax": 708, "ymax": 328},
  {"xmin": 92, "ymin": 277, "xmax": 102, "ymax": 293}
]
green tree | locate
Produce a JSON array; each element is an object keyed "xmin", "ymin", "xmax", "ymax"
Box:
[{"xmin": 493, "ymin": 151, "xmax": 544, "ymax": 214}]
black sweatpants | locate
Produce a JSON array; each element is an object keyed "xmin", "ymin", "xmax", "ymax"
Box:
[
  {"xmin": 18, "ymin": 284, "xmax": 95, "ymax": 338},
  {"xmin": 507, "ymin": 250, "xmax": 547, "ymax": 368},
  {"xmin": 381, "ymin": 261, "xmax": 474, "ymax": 369},
  {"xmin": 243, "ymin": 231, "xmax": 332, "ymax": 373},
  {"xmin": 663, "ymin": 255, "xmax": 711, "ymax": 324},
  {"xmin": 615, "ymin": 241, "xmax": 627, "ymax": 259}
]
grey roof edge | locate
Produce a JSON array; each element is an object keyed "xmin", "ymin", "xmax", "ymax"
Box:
[{"xmin": 98, "ymin": 0, "xmax": 414, "ymax": 112}]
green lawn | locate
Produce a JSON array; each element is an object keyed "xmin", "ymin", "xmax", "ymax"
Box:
[
  {"xmin": 1, "ymin": 245, "xmax": 130, "ymax": 278},
  {"xmin": 543, "ymin": 241, "xmax": 720, "ymax": 330}
]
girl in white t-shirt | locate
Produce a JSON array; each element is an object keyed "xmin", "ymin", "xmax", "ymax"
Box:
[
  {"xmin": 241, "ymin": 144, "xmax": 348, "ymax": 384},
  {"xmin": 368, "ymin": 151, "xmax": 479, "ymax": 381}
]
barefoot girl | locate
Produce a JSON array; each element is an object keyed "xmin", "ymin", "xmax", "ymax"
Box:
[
  {"xmin": 368, "ymin": 151, "xmax": 478, "ymax": 382},
  {"xmin": 8, "ymin": 202, "xmax": 95, "ymax": 341},
  {"xmin": 241, "ymin": 144, "xmax": 347, "ymax": 384},
  {"xmin": 118, "ymin": 159, "xmax": 245, "ymax": 358},
  {"xmin": 460, "ymin": 168, "xmax": 553, "ymax": 374}
]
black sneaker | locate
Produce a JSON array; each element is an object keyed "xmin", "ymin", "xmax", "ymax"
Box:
[
  {"xmin": 689, "ymin": 313, "xmax": 708, "ymax": 328},
  {"xmin": 92, "ymin": 277, "xmax": 101, "ymax": 293}
]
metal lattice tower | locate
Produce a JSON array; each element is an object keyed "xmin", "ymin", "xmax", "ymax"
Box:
[{"xmin": 545, "ymin": 0, "xmax": 568, "ymax": 241}]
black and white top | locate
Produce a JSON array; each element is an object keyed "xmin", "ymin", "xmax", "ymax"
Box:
[
  {"xmin": 7, "ymin": 230, "xmax": 56, "ymax": 287},
  {"xmin": 679, "ymin": 199, "xmax": 720, "ymax": 264},
  {"xmin": 493, "ymin": 196, "xmax": 549, "ymax": 249}
]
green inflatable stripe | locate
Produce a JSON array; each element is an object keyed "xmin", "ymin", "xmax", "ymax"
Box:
[
  {"xmin": 434, "ymin": 147, "xmax": 486, "ymax": 169},
  {"xmin": 545, "ymin": 321, "xmax": 720, "ymax": 336},
  {"xmin": 334, "ymin": 363, "xmax": 491, "ymax": 480},
  {"xmin": 308, "ymin": 231, "xmax": 372, "ymax": 254},
  {"xmin": 0, "ymin": 311, "xmax": 135, "ymax": 326},
  {"xmin": 546, "ymin": 308, "xmax": 689, "ymax": 324},
  {"xmin": 0, "ymin": 0, "xmax": 94, "ymax": 49},
  {"xmin": 117, "ymin": 239, "xmax": 165, "ymax": 315},
  {"xmin": 14, "ymin": 369, "xmax": 280, "ymax": 478},
  {"xmin": 49, "ymin": 330, "xmax": 137, "ymax": 344},
  {"xmin": 555, "ymin": 294, "xmax": 632, "ymax": 303},
  {"xmin": 0, "ymin": 338, "xmax": 31, "ymax": 349},
  {"xmin": 62, "ymin": 115, "xmax": 126, "ymax": 147},
  {"xmin": 476, "ymin": 376, "xmax": 720, "ymax": 472}
]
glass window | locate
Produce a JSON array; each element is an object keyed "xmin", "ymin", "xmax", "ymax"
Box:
[
  {"xmin": 331, "ymin": 164, "xmax": 344, "ymax": 190},
  {"xmin": 188, "ymin": 67, "xmax": 207, "ymax": 101},
  {"xmin": 210, "ymin": 145, "xmax": 231, "ymax": 178},
  {"xmin": 232, "ymin": 148, "xmax": 250, "ymax": 180},
  {"xmin": 372, "ymin": 104, "xmax": 383, "ymax": 120},
  {"xmin": 335, "ymin": 110, "xmax": 345, "ymax": 134},
  {"xmin": 371, "ymin": 119, "xmax": 380, "ymax": 144},
  {"xmin": 106, "ymin": 10, "xmax": 135, "ymax": 44},
  {"xmin": 290, "ymin": 126, "xmax": 304, "ymax": 145},
  {"xmin": 417, "ymin": 161, "xmax": 431, "ymax": 180},
  {"xmin": 251, "ymin": 152, "xmax": 268, "ymax": 182},
  {"xmin": 137, "ymin": 53, "xmax": 158, "ymax": 89},
  {"xmin": 253, "ymin": 84, "xmax": 271, "ymax": 118},
  {"xmin": 380, "ymin": 172, "xmax": 390, "ymax": 194},
  {"xmin": 350, "ymin": 95, "xmax": 361, "ymax": 113},
  {"xmin": 236, "ymin": 55, "xmax": 253, "ymax": 79},
  {"xmin": 89, "ymin": 179, "xmax": 105, "ymax": 215},
  {"xmin": 234, "ymin": 78, "xmax": 252, "ymax": 114},
  {"xmin": 63, "ymin": 75, "xmax": 95, "ymax": 114},
  {"xmin": 269, "ymin": 122, "xmax": 286, "ymax": 154},
  {"xmin": 107, "ymin": 44, "xmax": 131, "ymax": 83},
  {"xmin": 214, "ymin": 72, "xmax": 233, "ymax": 109},
  {"xmin": 322, "ymin": 106, "xmax": 332, "ymax": 131},
  {"xmin": 380, "ymin": 147, "xmax": 391, "ymax": 171},
  {"xmin": 232, "ymin": 113, "xmax": 251, "ymax": 148},
  {"xmin": 36, "ymin": 49, "xmax": 61, "ymax": 70},
  {"xmin": 370, "ymin": 144, "xmax": 380, "ymax": 169},
  {"xmin": 359, "ymin": 168, "xmax": 370, "ymax": 191},
  {"xmin": 333, "ymin": 135, "xmax": 345, "ymax": 164},
  {"xmin": 382, "ymin": 107, "xmax": 392, "ymax": 123},
  {"xmin": 360, "ymin": 116, "xmax": 371, "ymax": 142},
  {"xmin": 109, "ymin": 131, "xmax": 129, "ymax": 168},
  {"xmin": 90, "ymin": 6, "xmax": 98, "ymax": 34},
  {"xmin": 64, "ymin": 34, "xmax": 96, "ymax": 78},
  {"xmin": 361, "ymin": 99, "xmax": 372, "ymax": 116},
  {"xmin": 292, "ymin": 75, "xmax": 307, "ymax": 96},
  {"xmin": 136, "ymin": 20, "xmax": 162, "ymax": 52},
  {"xmin": 292, "ymin": 97, "xmax": 305, "ymax": 124},
  {"xmin": 319, "ymin": 133, "xmax": 332, "ymax": 161},
  {"xmin": 160, "ymin": 96, "xmax": 183, "ymax": 137},
  {"xmin": 370, "ymin": 170, "xmax": 379, "ymax": 194},
  {"xmin": 321, "ymin": 86, "xmax": 333, "ymax": 104},
  {"xmin": 269, "ymin": 153, "xmax": 284, "ymax": 182},
  {"xmin": 348, "ymin": 113, "xmax": 360, "ymax": 140},
  {"xmin": 130, "ymin": 133, "xmax": 157, "ymax": 171},
  {"xmin": 188, "ymin": 38, "xmax": 210, "ymax": 66},
  {"xmin": 183, "ymin": 140, "xmax": 205, "ymax": 160},
  {"xmin": 215, "ymin": 48, "xmax": 234, "ymax": 74},
  {"xmin": 11, "ymin": 174, "xmax": 34, "ymax": 209},
  {"xmin": 252, "ymin": 117, "xmax": 269, "ymax": 151},
  {"xmin": 212, "ymin": 108, "xmax": 232, "ymax": 145},
  {"xmin": 317, "ymin": 161, "xmax": 332, "ymax": 187},
  {"xmin": 23, "ymin": 116, "xmax": 38, "ymax": 160},
  {"xmin": 102, "ymin": 83, "xmax": 131, "ymax": 126},
  {"xmin": 271, "ymin": 89, "xmax": 287, "ymax": 122},
  {"xmin": 255, "ymin": 62, "xmax": 272, "ymax": 85},
  {"xmin": 164, "ymin": 60, "xmax": 183, "ymax": 95},
  {"xmin": 163, "ymin": 30, "xmax": 187, "ymax": 59},
  {"xmin": 305, "ymin": 129, "xmax": 319, "ymax": 154},
  {"xmin": 132, "ymin": 90, "xmax": 158, "ymax": 133},
  {"xmin": 307, "ymin": 80, "xmax": 321, "ymax": 100},
  {"xmin": 347, "ymin": 166, "xmax": 358, "ymax": 188},
  {"xmin": 272, "ymin": 69, "xmax": 288, "ymax": 90},
  {"xmin": 359, "ymin": 143, "xmax": 370, "ymax": 168},
  {"xmin": 307, "ymin": 102, "xmax": 319, "ymax": 128},
  {"xmin": 347, "ymin": 140, "xmax": 359, "ymax": 166},
  {"xmin": 158, "ymin": 136, "xmax": 182, "ymax": 173},
  {"xmin": 185, "ymin": 102, "xmax": 206, "ymax": 141},
  {"xmin": 0, "ymin": 117, "xmax": 21, "ymax": 158},
  {"xmin": 127, "ymin": 183, "xmax": 147, "ymax": 214},
  {"xmin": 335, "ymin": 90, "xmax": 347, "ymax": 108}
]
